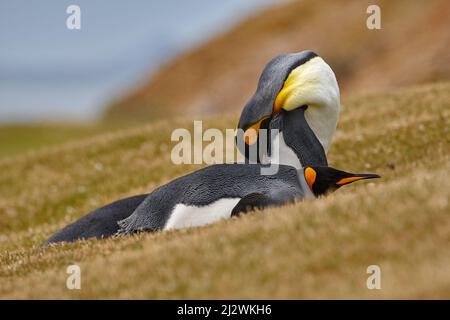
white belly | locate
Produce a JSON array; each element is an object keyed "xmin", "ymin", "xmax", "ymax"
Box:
[{"xmin": 163, "ymin": 198, "xmax": 241, "ymax": 231}]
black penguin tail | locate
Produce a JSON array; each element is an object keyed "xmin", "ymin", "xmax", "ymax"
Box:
[
  {"xmin": 116, "ymin": 215, "xmax": 134, "ymax": 236},
  {"xmin": 42, "ymin": 194, "xmax": 148, "ymax": 246},
  {"xmin": 115, "ymin": 210, "xmax": 150, "ymax": 236}
]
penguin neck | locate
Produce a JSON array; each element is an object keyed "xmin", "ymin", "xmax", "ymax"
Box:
[
  {"xmin": 303, "ymin": 102, "xmax": 339, "ymax": 154},
  {"xmin": 267, "ymin": 130, "xmax": 302, "ymax": 169},
  {"xmin": 266, "ymin": 109, "xmax": 331, "ymax": 169},
  {"xmin": 297, "ymin": 168, "xmax": 316, "ymax": 199},
  {"xmin": 276, "ymin": 55, "xmax": 340, "ymax": 153}
]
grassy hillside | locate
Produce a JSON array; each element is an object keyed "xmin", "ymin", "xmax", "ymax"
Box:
[
  {"xmin": 0, "ymin": 120, "xmax": 145, "ymax": 159},
  {"xmin": 107, "ymin": 0, "xmax": 450, "ymax": 119},
  {"xmin": 0, "ymin": 82, "xmax": 449, "ymax": 298}
]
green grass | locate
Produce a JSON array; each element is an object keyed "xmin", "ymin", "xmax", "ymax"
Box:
[
  {"xmin": 0, "ymin": 82, "xmax": 449, "ymax": 298},
  {"xmin": 0, "ymin": 120, "xmax": 144, "ymax": 159}
]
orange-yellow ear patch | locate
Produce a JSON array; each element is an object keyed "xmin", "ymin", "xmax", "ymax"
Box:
[
  {"xmin": 244, "ymin": 128, "xmax": 258, "ymax": 145},
  {"xmin": 273, "ymin": 67, "xmax": 298, "ymax": 113},
  {"xmin": 273, "ymin": 94, "xmax": 283, "ymax": 115},
  {"xmin": 304, "ymin": 167, "xmax": 317, "ymax": 190},
  {"xmin": 336, "ymin": 176, "xmax": 364, "ymax": 185},
  {"xmin": 243, "ymin": 117, "xmax": 269, "ymax": 145}
]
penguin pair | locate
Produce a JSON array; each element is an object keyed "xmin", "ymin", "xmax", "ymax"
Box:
[{"xmin": 44, "ymin": 51, "xmax": 379, "ymax": 244}]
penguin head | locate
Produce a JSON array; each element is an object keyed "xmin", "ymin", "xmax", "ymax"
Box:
[
  {"xmin": 303, "ymin": 166, "xmax": 380, "ymax": 197},
  {"xmin": 236, "ymin": 50, "xmax": 340, "ymax": 161}
]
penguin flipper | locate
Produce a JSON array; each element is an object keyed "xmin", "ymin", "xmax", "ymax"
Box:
[
  {"xmin": 231, "ymin": 191, "xmax": 295, "ymax": 217},
  {"xmin": 42, "ymin": 194, "xmax": 148, "ymax": 245}
]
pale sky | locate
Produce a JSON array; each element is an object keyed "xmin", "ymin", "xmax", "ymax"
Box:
[{"xmin": 0, "ymin": 0, "xmax": 276, "ymax": 122}]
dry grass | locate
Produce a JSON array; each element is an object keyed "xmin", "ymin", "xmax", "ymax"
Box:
[
  {"xmin": 0, "ymin": 82, "xmax": 449, "ymax": 298},
  {"xmin": 0, "ymin": 120, "xmax": 144, "ymax": 159}
]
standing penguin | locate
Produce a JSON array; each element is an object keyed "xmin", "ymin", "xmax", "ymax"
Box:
[{"xmin": 236, "ymin": 50, "xmax": 340, "ymax": 168}]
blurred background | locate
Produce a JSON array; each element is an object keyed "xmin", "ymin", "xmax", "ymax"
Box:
[{"xmin": 1, "ymin": 0, "xmax": 449, "ymax": 156}]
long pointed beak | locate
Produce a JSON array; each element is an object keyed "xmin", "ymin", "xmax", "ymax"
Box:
[{"xmin": 336, "ymin": 173, "xmax": 381, "ymax": 186}]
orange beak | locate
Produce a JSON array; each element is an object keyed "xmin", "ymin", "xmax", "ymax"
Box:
[{"xmin": 336, "ymin": 174, "xmax": 380, "ymax": 186}]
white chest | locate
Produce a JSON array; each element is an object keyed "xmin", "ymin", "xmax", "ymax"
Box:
[
  {"xmin": 268, "ymin": 131, "xmax": 302, "ymax": 169},
  {"xmin": 163, "ymin": 198, "xmax": 241, "ymax": 231}
]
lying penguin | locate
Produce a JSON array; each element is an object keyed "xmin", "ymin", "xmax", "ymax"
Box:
[
  {"xmin": 115, "ymin": 164, "xmax": 378, "ymax": 235},
  {"xmin": 44, "ymin": 163, "xmax": 378, "ymax": 243},
  {"xmin": 43, "ymin": 108, "xmax": 379, "ymax": 244}
]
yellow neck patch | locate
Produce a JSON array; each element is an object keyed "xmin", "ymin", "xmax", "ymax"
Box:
[{"xmin": 274, "ymin": 56, "xmax": 322, "ymax": 112}]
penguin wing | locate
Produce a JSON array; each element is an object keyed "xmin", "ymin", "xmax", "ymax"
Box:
[
  {"xmin": 277, "ymin": 106, "xmax": 328, "ymax": 167},
  {"xmin": 42, "ymin": 194, "xmax": 148, "ymax": 245},
  {"xmin": 231, "ymin": 188, "xmax": 298, "ymax": 217}
]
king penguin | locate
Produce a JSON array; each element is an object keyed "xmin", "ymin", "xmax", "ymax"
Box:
[
  {"xmin": 236, "ymin": 50, "xmax": 340, "ymax": 168},
  {"xmin": 114, "ymin": 164, "xmax": 378, "ymax": 235},
  {"xmin": 45, "ymin": 163, "xmax": 378, "ymax": 243}
]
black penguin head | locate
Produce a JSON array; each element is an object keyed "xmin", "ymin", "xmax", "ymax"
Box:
[
  {"xmin": 303, "ymin": 166, "xmax": 380, "ymax": 197},
  {"xmin": 236, "ymin": 50, "xmax": 319, "ymax": 160}
]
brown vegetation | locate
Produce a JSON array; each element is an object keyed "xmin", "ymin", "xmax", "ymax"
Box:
[
  {"xmin": 107, "ymin": 0, "xmax": 450, "ymax": 119},
  {"xmin": 1, "ymin": 82, "xmax": 449, "ymax": 298}
]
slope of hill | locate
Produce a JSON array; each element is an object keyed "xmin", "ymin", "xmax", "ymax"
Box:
[
  {"xmin": 0, "ymin": 82, "xmax": 449, "ymax": 298},
  {"xmin": 106, "ymin": 0, "xmax": 450, "ymax": 119},
  {"xmin": 0, "ymin": 122, "xmax": 132, "ymax": 159}
]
